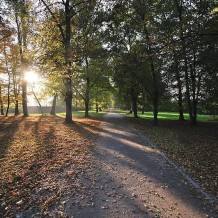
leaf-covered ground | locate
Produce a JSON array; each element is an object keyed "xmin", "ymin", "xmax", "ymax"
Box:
[
  {"xmin": 0, "ymin": 115, "xmax": 102, "ymax": 217},
  {"xmin": 127, "ymin": 118, "xmax": 218, "ymax": 199}
]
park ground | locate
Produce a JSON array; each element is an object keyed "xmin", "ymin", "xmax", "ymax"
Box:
[{"xmin": 0, "ymin": 111, "xmax": 217, "ymax": 217}]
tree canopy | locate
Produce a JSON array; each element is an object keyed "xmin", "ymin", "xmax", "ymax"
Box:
[{"xmin": 0, "ymin": 0, "xmax": 217, "ymax": 124}]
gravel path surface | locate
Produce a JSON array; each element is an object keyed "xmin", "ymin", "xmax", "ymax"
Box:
[{"xmin": 66, "ymin": 113, "xmax": 217, "ymax": 218}]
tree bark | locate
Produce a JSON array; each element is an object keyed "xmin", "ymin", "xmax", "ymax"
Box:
[
  {"xmin": 64, "ymin": 77, "xmax": 73, "ymax": 123},
  {"xmin": 64, "ymin": 0, "xmax": 73, "ymax": 123},
  {"xmin": 84, "ymin": 100, "xmax": 89, "ymax": 117},
  {"xmin": 50, "ymin": 93, "xmax": 57, "ymax": 115}
]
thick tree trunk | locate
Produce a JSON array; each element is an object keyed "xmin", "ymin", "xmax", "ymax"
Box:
[
  {"xmin": 84, "ymin": 100, "xmax": 89, "ymax": 117},
  {"xmin": 64, "ymin": 0, "xmax": 73, "ymax": 123},
  {"xmin": 130, "ymin": 85, "xmax": 138, "ymax": 118},
  {"xmin": 50, "ymin": 93, "xmax": 57, "ymax": 115}
]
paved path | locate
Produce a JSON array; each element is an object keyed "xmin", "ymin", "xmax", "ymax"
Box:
[{"xmin": 67, "ymin": 113, "xmax": 217, "ymax": 218}]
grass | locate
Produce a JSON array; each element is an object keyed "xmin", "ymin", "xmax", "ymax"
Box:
[{"xmin": 119, "ymin": 110, "xmax": 216, "ymax": 122}]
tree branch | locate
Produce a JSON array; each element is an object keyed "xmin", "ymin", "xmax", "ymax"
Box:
[{"xmin": 40, "ymin": 0, "xmax": 66, "ymax": 42}]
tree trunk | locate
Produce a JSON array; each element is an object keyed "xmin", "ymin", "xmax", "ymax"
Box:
[
  {"xmin": 143, "ymin": 26, "xmax": 159, "ymax": 125},
  {"xmin": 130, "ymin": 85, "xmax": 138, "ymax": 118},
  {"xmin": 0, "ymin": 84, "xmax": 4, "ymax": 115},
  {"xmin": 175, "ymin": 0, "xmax": 193, "ymax": 123},
  {"xmin": 15, "ymin": 3, "xmax": 29, "ymax": 117},
  {"xmin": 84, "ymin": 100, "xmax": 89, "ymax": 117},
  {"xmin": 151, "ymin": 62, "xmax": 159, "ymax": 125},
  {"xmin": 14, "ymin": 99, "xmax": 20, "ymax": 115},
  {"xmin": 0, "ymin": 105, "xmax": 3, "ymax": 115},
  {"xmin": 22, "ymin": 79, "xmax": 29, "ymax": 116},
  {"xmin": 65, "ymin": 78, "xmax": 73, "ymax": 123},
  {"xmin": 64, "ymin": 0, "xmax": 73, "ymax": 123},
  {"xmin": 84, "ymin": 77, "xmax": 90, "ymax": 117},
  {"xmin": 96, "ymin": 103, "xmax": 99, "ymax": 113},
  {"xmin": 6, "ymin": 76, "xmax": 10, "ymax": 117},
  {"xmin": 50, "ymin": 93, "xmax": 57, "ymax": 115},
  {"xmin": 174, "ymin": 56, "xmax": 185, "ymax": 121}
]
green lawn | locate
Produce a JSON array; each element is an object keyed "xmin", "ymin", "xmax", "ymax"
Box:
[{"xmin": 118, "ymin": 110, "xmax": 216, "ymax": 122}]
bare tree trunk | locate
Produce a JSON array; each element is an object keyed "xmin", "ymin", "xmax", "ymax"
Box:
[{"xmin": 50, "ymin": 93, "xmax": 57, "ymax": 115}]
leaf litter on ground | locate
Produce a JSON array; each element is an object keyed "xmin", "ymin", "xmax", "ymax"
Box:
[{"xmin": 0, "ymin": 115, "xmax": 102, "ymax": 217}]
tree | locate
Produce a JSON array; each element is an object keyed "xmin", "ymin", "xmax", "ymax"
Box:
[{"xmin": 40, "ymin": 0, "xmax": 96, "ymax": 123}]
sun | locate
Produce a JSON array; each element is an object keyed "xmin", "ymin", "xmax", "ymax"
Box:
[{"xmin": 24, "ymin": 71, "xmax": 39, "ymax": 83}]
